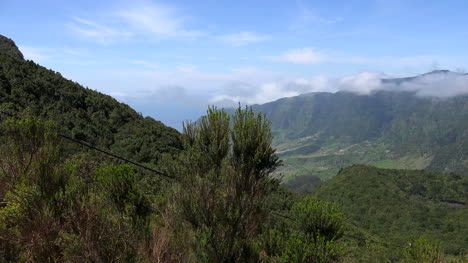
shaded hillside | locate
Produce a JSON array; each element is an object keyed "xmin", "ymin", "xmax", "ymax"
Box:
[
  {"xmin": 0, "ymin": 34, "xmax": 182, "ymax": 165},
  {"xmin": 251, "ymin": 86, "xmax": 467, "ymax": 180},
  {"xmin": 312, "ymin": 165, "xmax": 468, "ymax": 255},
  {"xmin": 0, "ymin": 35, "xmax": 24, "ymax": 60}
]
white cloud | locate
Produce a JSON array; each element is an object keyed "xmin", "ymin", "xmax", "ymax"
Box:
[
  {"xmin": 68, "ymin": 17, "xmax": 132, "ymax": 44},
  {"xmin": 77, "ymin": 60, "xmax": 468, "ymax": 120},
  {"xmin": 116, "ymin": 3, "xmax": 202, "ymax": 39},
  {"xmin": 211, "ymin": 83, "xmax": 297, "ymax": 106},
  {"xmin": 210, "ymin": 76, "xmax": 332, "ymax": 107},
  {"xmin": 335, "ymin": 71, "xmax": 468, "ymax": 97},
  {"xmin": 388, "ymin": 72, "xmax": 468, "ymax": 97},
  {"xmin": 209, "ymin": 71, "xmax": 468, "ymax": 107},
  {"xmin": 290, "ymin": 7, "xmax": 342, "ymax": 31},
  {"xmin": 68, "ymin": 2, "xmax": 201, "ymax": 43},
  {"xmin": 219, "ymin": 31, "xmax": 269, "ymax": 46},
  {"xmin": 18, "ymin": 46, "xmax": 49, "ymax": 62},
  {"xmin": 275, "ymin": 48, "xmax": 328, "ymax": 64},
  {"xmin": 338, "ymin": 72, "xmax": 385, "ymax": 94}
]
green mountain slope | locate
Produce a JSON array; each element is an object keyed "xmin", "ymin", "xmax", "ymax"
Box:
[
  {"xmin": 250, "ymin": 87, "xmax": 468, "ymax": 181},
  {"xmin": 0, "ymin": 34, "xmax": 182, "ymax": 165},
  {"xmin": 312, "ymin": 165, "xmax": 468, "ymax": 255}
]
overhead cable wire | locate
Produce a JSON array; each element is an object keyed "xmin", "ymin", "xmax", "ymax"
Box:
[
  {"xmin": 0, "ymin": 111, "xmax": 175, "ymax": 180},
  {"xmin": 58, "ymin": 133, "xmax": 176, "ymax": 180}
]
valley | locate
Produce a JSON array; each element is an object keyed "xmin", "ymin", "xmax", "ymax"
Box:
[{"xmin": 248, "ymin": 89, "xmax": 468, "ymax": 186}]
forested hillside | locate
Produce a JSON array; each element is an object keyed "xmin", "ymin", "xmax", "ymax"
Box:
[
  {"xmin": 251, "ymin": 88, "xmax": 468, "ymax": 181},
  {"xmin": 313, "ymin": 165, "xmax": 468, "ymax": 257},
  {"xmin": 0, "ymin": 35, "xmax": 181, "ymax": 166}
]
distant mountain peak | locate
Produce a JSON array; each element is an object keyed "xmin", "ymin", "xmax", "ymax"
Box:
[
  {"xmin": 382, "ymin": 69, "xmax": 462, "ymax": 85},
  {"xmin": 423, "ymin": 69, "xmax": 455, "ymax": 76},
  {"xmin": 0, "ymin": 34, "xmax": 24, "ymax": 60}
]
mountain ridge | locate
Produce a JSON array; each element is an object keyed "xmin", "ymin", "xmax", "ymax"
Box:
[
  {"xmin": 0, "ymin": 35, "xmax": 24, "ymax": 60},
  {"xmin": 248, "ymin": 79, "xmax": 467, "ymax": 181},
  {"xmin": 247, "ymin": 70, "xmax": 466, "ymax": 109}
]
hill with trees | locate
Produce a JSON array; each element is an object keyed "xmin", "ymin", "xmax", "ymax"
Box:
[
  {"xmin": 312, "ymin": 165, "xmax": 468, "ymax": 258},
  {"xmin": 0, "ymin": 34, "xmax": 182, "ymax": 167},
  {"xmin": 250, "ymin": 87, "xmax": 467, "ymax": 182}
]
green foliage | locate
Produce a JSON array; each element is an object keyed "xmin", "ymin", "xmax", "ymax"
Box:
[
  {"xmin": 282, "ymin": 198, "xmax": 344, "ymax": 263},
  {"xmin": 0, "ymin": 116, "xmax": 68, "ymax": 261},
  {"xmin": 312, "ymin": 165, "xmax": 468, "ymax": 257},
  {"xmin": 402, "ymin": 237, "xmax": 443, "ymax": 263},
  {"xmin": 231, "ymin": 106, "xmax": 281, "ymax": 178},
  {"xmin": 0, "ymin": 117, "xmax": 152, "ymax": 262},
  {"xmin": 96, "ymin": 164, "xmax": 151, "ymax": 220},
  {"xmin": 260, "ymin": 197, "xmax": 345, "ymax": 263},
  {"xmin": 0, "ymin": 115, "xmax": 63, "ymax": 200},
  {"xmin": 0, "ymin": 35, "xmax": 186, "ymax": 261},
  {"xmin": 292, "ymin": 196, "xmax": 344, "ymax": 241},
  {"xmin": 167, "ymin": 106, "xmax": 281, "ymax": 262},
  {"xmin": 281, "ymin": 234, "xmax": 341, "ymax": 263}
]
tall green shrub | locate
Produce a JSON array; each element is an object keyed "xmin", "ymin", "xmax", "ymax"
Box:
[{"xmin": 169, "ymin": 106, "xmax": 281, "ymax": 262}]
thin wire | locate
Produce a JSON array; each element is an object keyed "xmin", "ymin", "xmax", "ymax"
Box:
[
  {"xmin": 0, "ymin": 111, "xmax": 175, "ymax": 181},
  {"xmin": 58, "ymin": 133, "xmax": 176, "ymax": 180}
]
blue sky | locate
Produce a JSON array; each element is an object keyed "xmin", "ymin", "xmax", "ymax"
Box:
[{"xmin": 1, "ymin": 0, "xmax": 468, "ymax": 129}]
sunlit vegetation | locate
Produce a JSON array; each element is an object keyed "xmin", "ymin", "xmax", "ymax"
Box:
[{"xmin": 0, "ymin": 35, "xmax": 466, "ymax": 262}]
